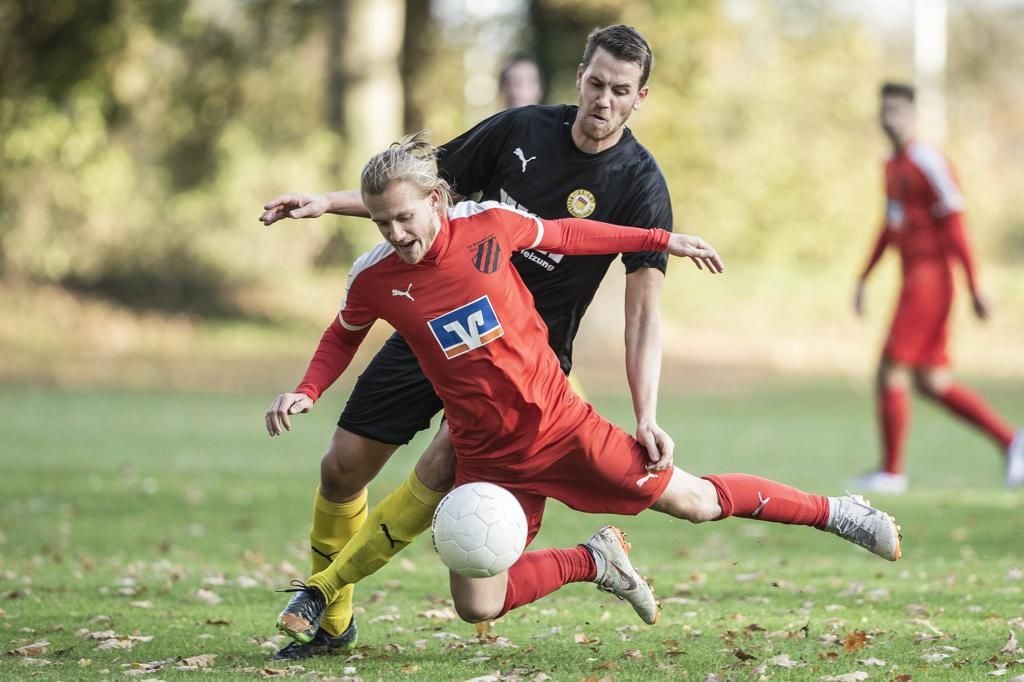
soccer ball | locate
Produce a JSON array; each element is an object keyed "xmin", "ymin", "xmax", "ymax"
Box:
[{"xmin": 431, "ymin": 482, "xmax": 528, "ymax": 578}]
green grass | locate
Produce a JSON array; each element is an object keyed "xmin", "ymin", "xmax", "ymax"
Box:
[{"xmin": 1, "ymin": 382, "xmax": 1022, "ymax": 680}]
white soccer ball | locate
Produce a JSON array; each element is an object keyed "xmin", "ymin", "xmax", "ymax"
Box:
[{"xmin": 431, "ymin": 482, "xmax": 528, "ymax": 578}]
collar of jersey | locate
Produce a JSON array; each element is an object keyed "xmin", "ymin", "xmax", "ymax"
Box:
[{"xmin": 418, "ymin": 215, "xmax": 451, "ymax": 266}]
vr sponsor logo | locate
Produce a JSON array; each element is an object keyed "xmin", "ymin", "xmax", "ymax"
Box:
[{"xmin": 428, "ymin": 295, "xmax": 504, "ymax": 359}]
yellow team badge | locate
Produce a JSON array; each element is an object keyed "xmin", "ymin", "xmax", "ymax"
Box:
[{"xmin": 566, "ymin": 189, "xmax": 596, "ymax": 218}]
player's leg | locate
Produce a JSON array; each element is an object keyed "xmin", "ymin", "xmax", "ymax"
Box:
[
  {"xmin": 650, "ymin": 468, "xmax": 900, "ymax": 561},
  {"xmin": 851, "ymin": 357, "xmax": 912, "ymax": 493},
  {"xmin": 278, "ymin": 334, "xmax": 443, "ymax": 655},
  {"xmin": 276, "ymin": 426, "xmax": 451, "ymax": 648},
  {"xmin": 914, "ymin": 366, "xmax": 1021, "ymax": 485},
  {"xmin": 305, "ymin": 424, "xmax": 453, "ymax": 604},
  {"xmin": 445, "ymin": 489, "xmax": 654, "ymax": 625}
]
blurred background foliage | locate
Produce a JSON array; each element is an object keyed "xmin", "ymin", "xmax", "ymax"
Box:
[{"xmin": 1, "ymin": 0, "xmax": 1021, "ymax": 386}]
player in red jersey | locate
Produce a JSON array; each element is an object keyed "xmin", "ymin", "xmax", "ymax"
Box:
[
  {"xmin": 267, "ymin": 134, "xmax": 902, "ymax": 641},
  {"xmin": 852, "ymin": 82, "xmax": 1023, "ymax": 494}
]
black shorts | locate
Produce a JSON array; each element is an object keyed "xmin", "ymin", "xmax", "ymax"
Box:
[{"xmin": 338, "ymin": 332, "xmax": 444, "ymax": 445}]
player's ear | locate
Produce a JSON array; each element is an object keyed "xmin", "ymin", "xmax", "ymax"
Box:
[
  {"xmin": 575, "ymin": 63, "xmax": 584, "ymax": 90},
  {"xmin": 633, "ymin": 85, "xmax": 649, "ymax": 111}
]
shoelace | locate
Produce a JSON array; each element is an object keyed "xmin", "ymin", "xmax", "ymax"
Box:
[{"xmin": 276, "ymin": 580, "xmax": 326, "ymax": 629}]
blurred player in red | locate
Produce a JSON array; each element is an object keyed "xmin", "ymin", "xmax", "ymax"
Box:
[{"xmin": 853, "ymin": 82, "xmax": 1023, "ymax": 493}]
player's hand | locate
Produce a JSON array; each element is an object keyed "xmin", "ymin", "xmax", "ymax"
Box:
[
  {"xmin": 972, "ymin": 292, "xmax": 991, "ymax": 321},
  {"xmin": 853, "ymin": 281, "xmax": 866, "ymax": 317},
  {"xmin": 636, "ymin": 419, "xmax": 675, "ymax": 472},
  {"xmin": 260, "ymin": 193, "xmax": 331, "ymax": 226},
  {"xmin": 265, "ymin": 392, "xmax": 314, "ymax": 436},
  {"xmin": 666, "ymin": 234, "xmax": 724, "ymax": 274}
]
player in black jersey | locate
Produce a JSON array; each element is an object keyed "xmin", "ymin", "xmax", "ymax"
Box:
[{"xmin": 260, "ymin": 25, "xmax": 687, "ymax": 657}]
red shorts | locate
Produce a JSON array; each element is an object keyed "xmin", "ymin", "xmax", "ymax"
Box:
[
  {"xmin": 884, "ymin": 262, "xmax": 954, "ymax": 368},
  {"xmin": 454, "ymin": 408, "xmax": 673, "ymax": 546}
]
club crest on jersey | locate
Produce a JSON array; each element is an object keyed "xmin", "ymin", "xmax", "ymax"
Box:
[
  {"xmin": 468, "ymin": 234, "xmax": 502, "ymax": 274},
  {"xmin": 428, "ymin": 295, "xmax": 504, "ymax": 359},
  {"xmin": 566, "ymin": 189, "xmax": 596, "ymax": 218}
]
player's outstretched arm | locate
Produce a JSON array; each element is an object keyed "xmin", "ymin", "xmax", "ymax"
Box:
[
  {"xmin": 665, "ymin": 233, "xmax": 724, "ymax": 273},
  {"xmin": 260, "ymin": 190, "xmax": 370, "ymax": 225},
  {"xmin": 624, "ymin": 268, "xmax": 675, "ymax": 472}
]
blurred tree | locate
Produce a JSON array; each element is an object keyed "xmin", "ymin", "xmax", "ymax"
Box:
[{"xmin": 0, "ymin": 0, "xmax": 1020, "ymax": 322}]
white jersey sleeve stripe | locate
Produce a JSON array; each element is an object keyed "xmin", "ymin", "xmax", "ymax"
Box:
[
  {"xmin": 449, "ymin": 199, "xmax": 544, "ymax": 248},
  {"xmin": 339, "ymin": 241, "xmax": 394, "ymax": 329},
  {"xmin": 907, "ymin": 142, "xmax": 965, "ymax": 216}
]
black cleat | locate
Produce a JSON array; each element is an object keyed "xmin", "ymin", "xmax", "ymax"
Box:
[
  {"xmin": 276, "ymin": 580, "xmax": 327, "ymax": 643},
  {"xmin": 273, "ymin": 617, "xmax": 358, "ymax": 660}
]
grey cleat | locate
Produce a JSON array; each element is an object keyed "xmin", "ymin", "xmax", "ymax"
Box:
[
  {"xmin": 585, "ymin": 525, "xmax": 659, "ymax": 625},
  {"xmin": 826, "ymin": 494, "xmax": 902, "ymax": 561}
]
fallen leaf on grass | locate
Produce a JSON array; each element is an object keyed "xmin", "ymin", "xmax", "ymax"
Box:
[
  {"xmin": 8, "ymin": 640, "xmax": 49, "ymax": 656},
  {"xmin": 19, "ymin": 657, "xmax": 52, "ymax": 666},
  {"xmin": 420, "ymin": 608, "xmax": 457, "ymax": 622},
  {"xmin": 820, "ymin": 673, "xmax": 868, "ymax": 682},
  {"xmin": 178, "ymin": 654, "xmax": 216, "ymax": 668},
  {"xmin": 622, "ymin": 649, "xmax": 643, "ymax": 659},
  {"xmin": 858, "ymin": 657, "xmax": 887, "ymax": 666},
  {"xmin": 733, "ymin": 648, "xmax": 756, "ymax": 661},
  {"xmin": 574, "ymin": 633, "xmax": 600, "ymax": 645},
  {"xmin": 922, "ymin": 652, "xmax": 951, "ymax": 663},
  {"xmin": 130, "ymin": 600, "xmax": 154, "ymax": 609},
  {"xmin": 82, "ymin": 629, "xmax": 118, "ymax": 640},
  {"xmin": 843, "ymin": 630, "xmax": 869, "ymax": 653},
  {"xmin": 1002, "ymin": 631, "xmax": 1019, "ymax": 655},
  {"xmin": 768, "ymin": 654, "xmax": 803, "ymax": 668},
  {"xmin": 195, "ymin": 589, "xmax": 222, "ymax": 605}
]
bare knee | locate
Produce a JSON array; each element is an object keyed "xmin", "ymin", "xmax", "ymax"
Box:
[
  {"xmin": 877, "ymin": 360, "xmax": 910, "ymax": 392},
  {"xmin": 913, "ymin": 368, "xmax": 950, "ymax": 400},
  {"xmin": 453, "ymin": 598, "xmax": 502, "ymax": 624},
  {"xmin": 651, "ymin": 471, "xmax": 722, "ymax": 523},
  {"xmin": 319, "ymin": 428, "xmax": 397, "ymax": 500}
]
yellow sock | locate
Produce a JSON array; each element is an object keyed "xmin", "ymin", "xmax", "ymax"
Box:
[
  {"xmin": 308, "ymin": 487, "xmax": 367, "ymax": 635},
  {"xmin": 308, "ymin": 470, "xmax": 445, "ymax": 604}
]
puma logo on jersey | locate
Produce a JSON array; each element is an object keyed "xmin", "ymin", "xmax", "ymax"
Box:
[
  {"xmin": 636, "ymin": 471, "xmax": 660, "ymax": 488},
  {"xmin": 428, "ymin": 295, "xmax": 504, "ymax": 359},
  {"xmin": 391, "ymin": 283, "xmax": 415, "ymax": 301},
  {"xmin": 513, "ymin": 147, "xmax": 536, "ymax": 173},
  {"xmin": 751, "ymin": 491, "xmax": 771, "ymax": 518}
]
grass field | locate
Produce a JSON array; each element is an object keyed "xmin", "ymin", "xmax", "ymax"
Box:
[{"xmin": 2, "ymin": 382, "xmax": 1023, "ymax": 681}]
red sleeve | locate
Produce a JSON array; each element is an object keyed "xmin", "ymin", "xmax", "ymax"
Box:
[
  {"xmin": 859, "ymin": 223, "xmax": 891, "ymax": 280},
  {"xmin": 529, "ymin": 217, "xmax": 671, "ymax": 256},
  {"xmin": 940, "ymin": 212, "xmax": 978, "ymax": 294},
  {"xmin": 294, "ymin": 317, "xmax": 369, "ymax": 401}
]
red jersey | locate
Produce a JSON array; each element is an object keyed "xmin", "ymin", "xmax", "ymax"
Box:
[
  {"xmin": 861, "ymin": 141, "xmax": 978, "ymax": 293},
  {"xmin": 296, "ymin": 202, "xmax": 670, "ymax": 474}
]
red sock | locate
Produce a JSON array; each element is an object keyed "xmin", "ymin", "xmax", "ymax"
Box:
[
  {"xmin": 702, "ymin": 474, "xmax": 830, "ymax": 529},
  {"xmin": 880, "ymin": 387, "xmax": 909, "ymax": 474},
  {"xmin": 937, "ymin": 385, "xmax": 1014, "ymax": 450},
  {"xmin": 498, "ymin": 546, "xmax": 595, "ymax": 617}
]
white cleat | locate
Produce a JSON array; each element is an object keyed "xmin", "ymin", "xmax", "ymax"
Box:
[
  {"xmin": 1006, "ymin": 429, "xmax": 1024, "ymax": 489},
  {"xmin": 585, "ymin": 525, "xmax": 659, "ymax": 625},
  {"xmin": 847, "ymin": 470, "xmax": 908, "ymax": 495},
  {"xmin": 827, "ymin": 494, "xmax": 902, "ymax": 561}
]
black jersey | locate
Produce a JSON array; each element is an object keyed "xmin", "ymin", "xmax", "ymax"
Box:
[{"xmin": 436, "ymin": 104, "xmax": 673, "ymax": 373}]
